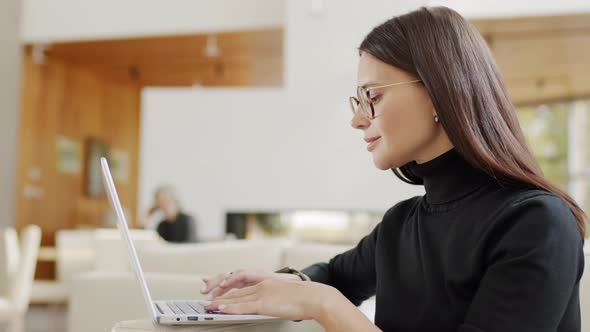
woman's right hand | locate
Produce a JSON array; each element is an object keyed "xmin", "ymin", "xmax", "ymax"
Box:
[
  {"xmin": 200, "ymin": 270, "xmax": 300, "ymax": 300},
  {"xmin": 147, "ymin": 206, "xmax": 160, "ymax": 216}
]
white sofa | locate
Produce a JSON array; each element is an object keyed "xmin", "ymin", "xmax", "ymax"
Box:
[
  {"xmin": 67, "ymin": 236, "xmax": 357, "ymax": 332},
  {"xmin": 58, "ymin": 230, "xmax": 590, "ymax": 332},
  {"xmin": 30, "ymin": 229, "xmax": 159, "ymax": 305}
]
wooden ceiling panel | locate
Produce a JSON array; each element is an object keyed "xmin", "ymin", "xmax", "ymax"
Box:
[
  {"xmin": 472, "ymin": 14, "xmax": 590, "ymax": 36},
  {"xmin": 37, "ymin": 28, "xmax": 283, "ymax": 87},
  {"xmin": 491, "ymin": 33, "xmax": 590, "ymax": 80},
  {"xmin": 472, "ymin": 14, "xmax": 590, "ymax": 105}
]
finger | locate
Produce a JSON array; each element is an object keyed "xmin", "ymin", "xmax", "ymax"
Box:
[
  {"xmin": 219, "ymin": 271, "xmax": 255, "ymax": 288},
  {"xmin": 201, "ymin": 275, "xmax": 219, "ymax": 294},
  {"xmin": 203, "ymin": 279, "xmax": 222, "ymax": 295},
  {"xmin": 204, "ymin": 294, "xmax": 258, "ymax": 310},
  {"xmin": 207, "ymin": 271, "xmax": 256, "ymax": 298},
  {"xmin": 201, "ymin": 279, "xmax": 215, "ymax": 294},
  {"xmin": 208, "ymin": 285, "xmax": 246, "ymax": 300},
  {"xmin": 208, "ymin": 281, "xmax": 251, "ymax": 299},
  {"xmin": 207, "ymin": 284, "xmax": 258, "ymax": 301},
  {"xmin": 201, "ymin": 272, "xmax": 233, "ymax": 294},
  {"xmin": 218, "ymin": 302, "xmax": 260, "ymax": 315},
  {"xmin": 211, "ymin": 275, "xmax": 255, "ymax": 293},
  {"xmin": 217, "ymin": 284, "xmax": 259, "ymax": 300}
]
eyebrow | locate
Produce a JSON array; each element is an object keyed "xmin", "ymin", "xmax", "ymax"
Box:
[{"xmin": 359, "ymin": 82, "xmax": 382, "ymax": 89}]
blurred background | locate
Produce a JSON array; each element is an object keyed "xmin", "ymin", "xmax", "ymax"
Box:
[{"xmin": 0, "ymin": 0, "xmax": 589, "ymax": 331}]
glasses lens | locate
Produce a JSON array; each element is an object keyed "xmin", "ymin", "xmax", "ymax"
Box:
[
  {"xmin": 357, "ymin": 87, "xmax": 372, "ymax": 118},
  {"xmin": 349, "ymin": 97, "xmax": 360, "ymax": 114}
]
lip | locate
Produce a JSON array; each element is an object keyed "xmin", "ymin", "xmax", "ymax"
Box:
[
  {"xmin": 364, "ymin": 136, "xmax": 381, "ymax": 143},
  {"xmin": 365, "ymin": 136, "xmax": 381, "ymax": 151}
]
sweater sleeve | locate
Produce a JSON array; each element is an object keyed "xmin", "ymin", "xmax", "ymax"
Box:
[
  {"xmin": 458, "ymin": 194, "xmax": 584, "ymax": 332},
  {"xmin": 302, "ymin": 209, "xmax": 391, "ymax": 306},
  {"xmin": 184, "ymin": 214, "xmax": 198, "ymax": 242}
]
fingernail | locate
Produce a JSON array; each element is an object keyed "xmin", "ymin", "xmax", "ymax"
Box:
[
  {"xmin": 202, "ymin": 301, "xmax": 211, "ymax": 306},
  {"xmin": 218, "ymin": 305, "xmax": 226, "ymax": 310},
  {"xmin": 220, "ymin": 280, "xmax": 226, "ymax": 286}
]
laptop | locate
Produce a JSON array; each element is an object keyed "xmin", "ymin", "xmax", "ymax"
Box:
[{"xmin": 100, "ymin": 157, "xmax": 282, "ymax": 325}]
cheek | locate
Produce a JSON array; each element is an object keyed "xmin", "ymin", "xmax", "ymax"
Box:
[
  {"xmin": 377, "ymin": 107, "xmax": 419, "ymax": 146},
  {"xmin": 376, "ymin": 104, "xmax": 436, "ymax": 155}
]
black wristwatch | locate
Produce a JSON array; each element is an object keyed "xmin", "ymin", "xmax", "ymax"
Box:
[{"xmin": 275, "ymin": 266, "xmax": 311, "ymax": 281}]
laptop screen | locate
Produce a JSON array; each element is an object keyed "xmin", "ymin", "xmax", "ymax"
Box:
[{"xmin": 101, "ymin": 157, "xmax": 158, "ymax": 321}]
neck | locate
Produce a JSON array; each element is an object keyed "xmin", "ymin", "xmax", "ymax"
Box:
[
  {"xmin": 408, "ymin": 149, "xmax": 492, "ymax": 205},
  {"xmin": 414, "ymin": 134, "xmax": 454, "ymax": 165}
]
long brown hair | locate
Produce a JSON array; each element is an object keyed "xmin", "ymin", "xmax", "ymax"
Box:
[{"xmin": 359, "ymin": 6, "xmax": 586, "ymax": 238}]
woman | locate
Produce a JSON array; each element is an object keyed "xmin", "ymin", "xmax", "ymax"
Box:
[{"xmin": 200, "ymin": 7, "xmax": 586, "ymax": 332}]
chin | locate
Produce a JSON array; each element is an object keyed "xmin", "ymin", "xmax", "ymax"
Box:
[
  {"xmin": 372, "ymin": 152, "xmax": 407, "ymax": 171},
  {"xmin": 372, "ymin": 156, "xmax": 395, "ymax": 171}
]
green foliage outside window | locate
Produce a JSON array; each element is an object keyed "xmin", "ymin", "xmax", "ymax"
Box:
[{"xmin": 516, "ymin": 100, "xmax": 590, "ymax": 215}]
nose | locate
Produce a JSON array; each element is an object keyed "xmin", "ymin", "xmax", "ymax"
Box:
[{"xmin": 350, "ymin": 110, "xmax": 370, "ymax": 130}]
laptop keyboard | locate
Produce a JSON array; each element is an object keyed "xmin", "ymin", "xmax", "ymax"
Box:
[{"xmin": 165, "ymin": 301, "xmax": 222, "ymax": 315}]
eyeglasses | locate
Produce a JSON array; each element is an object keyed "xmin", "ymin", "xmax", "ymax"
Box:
[{"xmin": 349, "ymin": 79, "xmax": 422, "ymax": 120}]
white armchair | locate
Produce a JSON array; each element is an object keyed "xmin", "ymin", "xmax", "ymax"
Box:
[
  {"xmin": 0, "ymin": 225, "xmax": 41, "ymax": 332},
  {"xmin": 69, "ymin": 272, "xmax": 203, "ymax": 332},
  {"xmin": 31, "ymin": 229, "xmax": 95, "ymax": 305},
  {"xmin": 31, "ymin": 228, "xmax": 160, "ymax": 305},
  {"xmin": 0, "ymin": 227, "xmax": 20, "ymax": 296}
]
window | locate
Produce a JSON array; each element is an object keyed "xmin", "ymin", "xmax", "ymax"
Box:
[
  {"xmin": 225, "ymin": 210, "xmax": 383, "ymax": 244},
  {"xmin": 516, "ymin": 100, "xmax": 590, "ymax": 215}
]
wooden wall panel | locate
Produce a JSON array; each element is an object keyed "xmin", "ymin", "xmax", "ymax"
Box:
[
  {"xmin": 100, "ymin": 80, "xmax": 141, "ymax": 225},
  {"xmin": 16, "ymin": 51, "xmax": 43, "ymax": 244},
  {"xmin": 17, "ymin": 50, "xmax": 141, "ymax": 279}
]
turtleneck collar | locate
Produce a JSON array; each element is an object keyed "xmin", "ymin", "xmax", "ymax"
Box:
[{"xmin": 407, "ymin": 148, "xmax": 493, "ymax": 206}]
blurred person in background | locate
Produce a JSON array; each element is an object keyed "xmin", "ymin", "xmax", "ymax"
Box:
[{"xmin": 142, "ymin": 185, "xmax": 197, "ymax": 243}]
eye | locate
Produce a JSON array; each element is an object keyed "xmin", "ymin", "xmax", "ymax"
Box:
[{"xmin": 369, "ymin": 94, "xmax": 381, "ymax": 103}]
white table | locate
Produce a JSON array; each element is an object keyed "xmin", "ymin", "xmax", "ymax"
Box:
[{"xmin": 111, "ymin": 319, "xmax": 324, "ymax": 332}]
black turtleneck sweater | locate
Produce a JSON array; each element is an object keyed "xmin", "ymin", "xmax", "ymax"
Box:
[{"xmin": 302, "ymin": 149, "xmax": 584, "ymax": 332}]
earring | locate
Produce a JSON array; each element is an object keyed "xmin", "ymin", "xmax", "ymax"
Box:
[{"xmin": 434, "ymin": 114, "xmax": 439, "ymax": 123}]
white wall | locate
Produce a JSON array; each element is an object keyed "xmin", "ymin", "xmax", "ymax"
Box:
[
  {"xmin": 20, "ymin": 0, "xmax": 590, "ymax": 45},
  {"xmin": 139, "ymin": 0, "xmax": 428, "ymax": 240},
  {"xmin": 20, "ymin": 0, "xmax": 284, "ymax": 43},
  {"xmin": 0, "ymin": 0, "xmax": 21, "ymax": 296},
  {"xmin": 0, "ymin": 0, "xmax": 21, "ymax": 229},
  {"xmin": 429, "ymin": 0, "xmax": 590, "ymax": 18}
]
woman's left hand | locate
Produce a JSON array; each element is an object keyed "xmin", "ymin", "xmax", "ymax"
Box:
[{"xmin": 203, "ymin": 278, "xmax": 336, "ymax": 321}]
